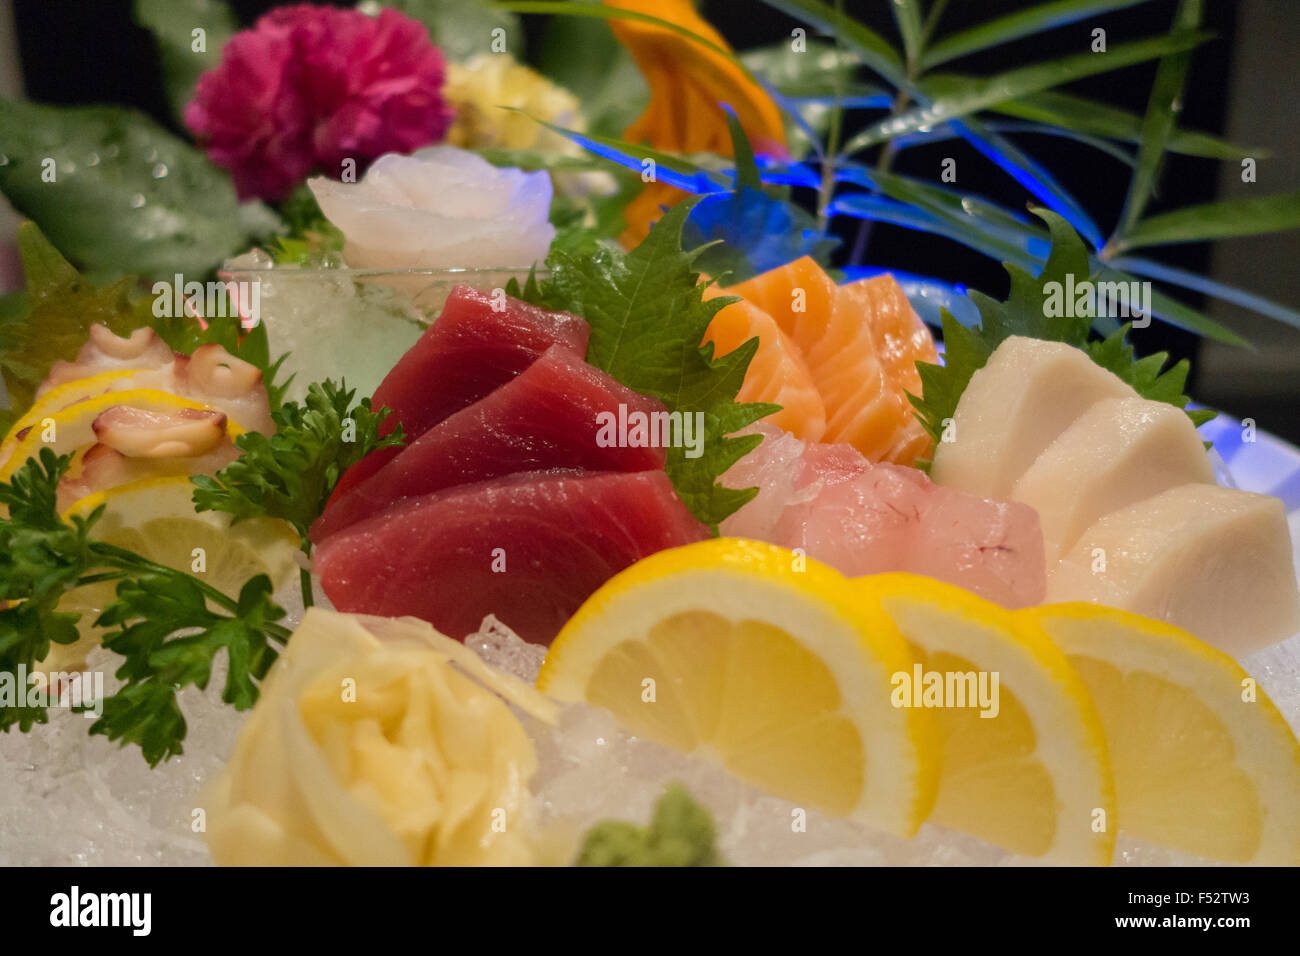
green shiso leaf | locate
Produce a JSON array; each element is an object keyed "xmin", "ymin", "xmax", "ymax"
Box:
[
  {"xmin": 909, "ymin": 208, "xmax": 1213, "ymax": 458},
  {"xmin": 509, "ymin": 199, "xmax": 779, "ymax": 532}
]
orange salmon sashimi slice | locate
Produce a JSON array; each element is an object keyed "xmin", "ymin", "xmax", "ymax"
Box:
[
  {"xmin": 831, "ymin": 274, "xmax": 937, "ymax": 465},
  {"xmin": 702, "ymin": 286, "xmax": 827, "ymax": 441},
  {"xmin": 724, "ymin": 258, "xmax": 937, "ymax": 466}
]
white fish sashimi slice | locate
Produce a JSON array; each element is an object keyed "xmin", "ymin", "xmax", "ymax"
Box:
[
  {"xmin": 722, "ymin": 422, "xmax": 1047, "ymax": 607},
  {"xmin": 931, "ymin": 336, "xmax": 1137, "ymax": 499},
  {"xmin": 1012, "ymin": 397, "xmax": 1216, "ymax": 562},
  {"xmin": 1048, "ymin": 484, "xmax": 1300, "ymax": 657}
]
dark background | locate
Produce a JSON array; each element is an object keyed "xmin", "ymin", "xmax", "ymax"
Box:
[{"xmin": 9, "ymin": 0, "xmax": 1299, "ymax": 440}]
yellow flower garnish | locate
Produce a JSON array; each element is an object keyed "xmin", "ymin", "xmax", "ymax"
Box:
[{"xmin": 445, "ymin": 53, "xmax": 585, "ymax": 153}]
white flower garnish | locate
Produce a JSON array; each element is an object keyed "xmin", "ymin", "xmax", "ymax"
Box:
[{"xmin": 309, "ymin": 146, "xmax": 556, "ymax": 269}]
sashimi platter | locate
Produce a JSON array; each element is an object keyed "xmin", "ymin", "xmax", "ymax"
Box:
[{"xmin": 2, "ymin": 0, "xmax": 1300, "ymax": 870}]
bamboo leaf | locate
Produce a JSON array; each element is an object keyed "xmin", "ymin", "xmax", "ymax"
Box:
[
  {"xmin": 922, "ymin": 0, "xmax": 1154, "ymax": 68},
  {"xmin": 1112, "ymin": 255, "xmax": 1300, "ymax": 331},
  {"xmin": 1114, "ymin": 0, "xmax": 1202, "ymax": 239},
  {"xmin": 1112, "ymin": 190, "xmax": 1300, "ymax": 252},
  {"xmin": 891, "ymin": 0, "xmax": 925, "ymax": 69},
  {"xmin": 829, "ymin": 193, "xmax": 1043, "ymax": 271},
  {"xmin": 757, "ymin": 0, "xmax": 907, "ymax": 88},
  {"xmin": 955, "ymin": 115, "xmax": 1104, "ymax": 247},
  {"xmin": 516, "ymin": 113, "xmax": 732, "ymax": 191},
  {"xmin": 1096, "ymin": 267, "xmax": 1251, "ymax": 346},
  {"xmin": 890, "ymin": 120, "xmax": 1138, "ymax": 166},
  {"xmin": 842, "ymin": 30, "xmax": 1211, "ymax": 154},
  {"xmin": 979, "ymin": 86, "xmax": 1260, "ymax": 159}
]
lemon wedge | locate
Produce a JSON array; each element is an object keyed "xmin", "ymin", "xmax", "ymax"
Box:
[
  {"xmin": 0, "ymin": 388, "xmax": 248, "ymax": 483},
  {"xmin": 537, "ymin": 538, "xmax": 939, "ymax": 837},
  {"xmin": 37, "ymin": 476, "xmax": 300, "ymax": 674},
  {"xmin": 856, "ymin": 574, "xmax": 1116, "ymax": 865},
  {"xmin": 1028, "ymin": 603, "xmax": 1300, "ymax": 864}
]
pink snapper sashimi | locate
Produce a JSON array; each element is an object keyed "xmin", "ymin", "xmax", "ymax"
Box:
[
  {"xmin": 312, "ymin": 345, "xmax": 668, "ymax": 542},
  {"xmin": 315, "ymin": 469, "xmax": 711, "ymax": 645},
  {"xmin": 334, "ymin": 285, "xmax": 591, "ymax": 498},
  {"xmin": 722, "ymin": 423, "xmax": 1046, "ymax": 608}
]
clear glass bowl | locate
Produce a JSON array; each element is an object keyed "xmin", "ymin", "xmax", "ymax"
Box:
[{"xmin": 218, "ymin": 261, "xmax": 544, "ymax": 402}]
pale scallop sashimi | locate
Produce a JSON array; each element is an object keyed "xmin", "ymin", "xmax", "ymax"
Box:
[
  {"xmin": 701, "ymin": 286, "xmax": 826, "ymax": 441},
  {"xmin": 723, "ymin": 423, "xmax": 1046, "ymax": 608}
]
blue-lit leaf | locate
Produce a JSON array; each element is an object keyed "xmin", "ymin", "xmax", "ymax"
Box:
[
  {"xmin": 954, "ymin": 115, "xmax": 1104, "ymax": 247},
  {"xmin": 1111, "ymin": 256, "xmax": 1300, "ymax": 331},
  {"xmin": 685, "ymin": 188, "xmax": 839, "ymax": 283},
  {"xmin": 1096, "ymin": 267, "xmax": 1251, "ymax": 347}
]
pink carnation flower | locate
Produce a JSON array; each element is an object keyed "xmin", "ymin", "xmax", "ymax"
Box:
[{"xmin": 186, "ymin": 5, "xmax": 452, "ymax": 201}]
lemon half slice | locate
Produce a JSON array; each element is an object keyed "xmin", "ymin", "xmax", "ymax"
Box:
[
  {"xmin": 38, "ymin": 476, "xmax": 300, "ymax": 674},
  {"xmin": 538, "ymin": 538, "xmax": 939, "ymax": 837},
  {"xmin": 0, "ymin": 388, "xmax": 247, "ymax": 483},
  {"xmin": 0, "ymin": 369, "xmax": 144, "ymax": 450},
  {"xmin": 857, "ymin": 574, "xmax": 1116, "ymax": 865},
  {"xmin": 1029, "ymin": 603, "xmax": 1300, "ymax": 865}
]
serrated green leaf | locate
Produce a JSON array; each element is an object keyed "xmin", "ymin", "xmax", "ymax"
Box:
[
  {"xmin": 515, "ymin": 199, "xmax": 778, "ymax": 531},
  {"xmin": 0, "ymin": 223, "xmax": 156, "ymax": 414},
  {"xmin": 910, "ymin": 208, "xmax": 1212, "ymax": 456}
]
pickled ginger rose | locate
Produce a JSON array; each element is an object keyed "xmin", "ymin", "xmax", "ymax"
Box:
[{"xmin": 309, "ymin": 146, "xmax": 556, "ymax": 269}]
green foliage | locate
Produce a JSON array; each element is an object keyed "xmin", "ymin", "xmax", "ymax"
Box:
[
  {"xmin": 0, "ymin": 99, "xmax": 247, "ymax": 279},
  {"xmin": 192, "ymin": 380, "xmax": 404, "ymax": 548},
  {"xmin": 0, "ymin": 450, "xmax": 293, "ymax": 763},
  {"xmin": 574, "ymin": 784, "xmax": 724, "ymax": 866},
  {"xmin": 382, "ymin": 0, "xmax": 523, "ymax": 61},
  {"xmin": 910, "ymin": 209, "xmax": 1211, "ymax": 457},
  {"xmin": 133, "ymin": 0, "xmax": 238, "ymax": 124},
  {"xmin": 0, "ymin": 223, "xmax": 156, "ymax": 414},
  {"xmin": 510, "ymin": 200, "xmax": 779, "ymax": 532}
]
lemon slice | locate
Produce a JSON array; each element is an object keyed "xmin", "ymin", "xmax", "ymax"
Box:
[
  {"xmin": 538, "ymin": 538, "xmax": 939, "ymax": 837},
  {"xmin": 0, "ymin": 388, "xmax": 247, "ymax": 482},
  {"xmin": 37, "ymin": 476, "xmax": 300, "ymax": 674},
  {"xmin": 0, "ymin": 369, "xmax": 145, "ymax": 448},
  {"xmin": 1029, "ymin": 602, "xmax": 1300, "ymax": 864},
  {"xmin": 856, "ymin": 574, "xmax": 1116, "ymax": 865}
]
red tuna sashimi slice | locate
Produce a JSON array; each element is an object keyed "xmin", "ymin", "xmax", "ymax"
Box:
[
  {"xmin": 312, "ymin": 345, "xmax": 668, "ymax": 542},
  {"xmin": 315, "ymin": 469, "xmax": 711, "ymax": 645},
  {"xmin": 722, "ymin": 423, "xmax": 1046, "ymax": 607},
  {"xmin": 334, "ymin": 286, "xmax": 591, "ymax": 498}
]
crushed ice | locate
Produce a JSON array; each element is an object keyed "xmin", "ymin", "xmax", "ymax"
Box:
[{"xmin": 3, "ymin": 581, "xmax": 1298, "ymax": 865}]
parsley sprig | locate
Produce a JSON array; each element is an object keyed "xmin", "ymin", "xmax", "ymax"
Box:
[
  {"xmin": 0, "ymin": 448, "xmax": 292, "ymax": 765},
  {"xmin": 0, "ymin": 381, "xmax": 400, "ymax": 764},
  {"xmin": 910, "ymin": 207, "xmax": 1213, "ymax": 462},
  {"xmin": 191, "ymin": 380, "xmax": 404, "ymax": 607}
]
